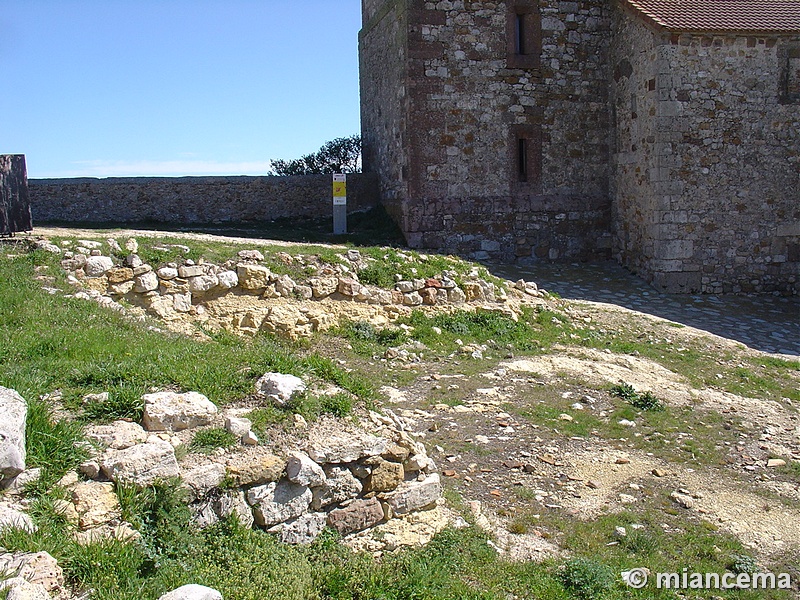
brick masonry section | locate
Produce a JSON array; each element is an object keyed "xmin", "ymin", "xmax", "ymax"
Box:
[{"xmin": 29, "ymin": 174, "xmax": 380, "ymax": 226}]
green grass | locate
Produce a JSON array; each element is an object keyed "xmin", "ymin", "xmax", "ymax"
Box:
[
  {"xmin": 190, "ymin": 428, "xmax": 239, "ymax": 454},
  {"xmin": 0, "ymin": 251, "xmax": 372, "ymax": 425}
]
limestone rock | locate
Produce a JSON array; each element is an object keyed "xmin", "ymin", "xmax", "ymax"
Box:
[
  {"xmin": 71, "ymin": 481, "xmax": 121, "ymax": 529},
  {"xmin": 277, "ymin": 512, "xmax": 327, "ymax": 545},
  {"xmin": 157, "ymin": 266, "xmax": 179, "ymax": 280},
  {"xmin": 100, "ymin": 441, "xmax": 180, "ymax": 486},
  {"xmin": 1, "ymin": 469, "xmax": 41, "ymax": 496},
  {"xmin": 237, "ymin": 249, "xmax": 264, "ymax": 262},
  {"xmin": 0, "ymin": 552, "xmax": 63, "ymax": 593},
  {"xmin": 158, "ymin": 584, "xmax": 223, "ymax": 600},
  {"xmin": 107, "ymin": 267, "xmax": 135, "ymax": 284},
  {"xmin": 216, "ymin": 270, "xmax": 239, "ymax": 289},
  {"xmin": 84, "ymin": 420, "xmax": 148, "ymax": 450},
  {"xmin": 84, "ymin": 256, "xmax": 114, "ymax": 277},
  {"xmin": 275, "ymin": 275, "xmax": 295, "ymax": 297},
  {"xmin": 307, "ymin": 431, "xmax": 388, "ymax": 464},
  {"xmin": 178, "ymin": 265, "xmax": 207, "ymax": 278},
  {"xmin": 286, "ymin": 452, "xmax": 326, "ymax": 488},
  {"xmin": 226, "ymin": 453, "xmax": 285, "ymax": 487},
  {"xmin": 327, "ymin": 498, "xmax": 384, "ymax": 536},
  {"xmin": 181, "ymin": 463, "xmax": 227, "ymax": 502},
  {"xmin": 246, "ymin": 480, "xmax": 311, "ymax": 527},
  {"xmin": 188, "ymin": 274, "xmax": 219, "ymax": 293},
  {"xmin": 254, "ymin": 373, "xmax": 306, "ymax": 405},
  {"xmin": 311, "ymin": 465, "xmax": 363, "ymax": 510},
  {"xmin": 2, "ymin": 578, "xmax": 50, "ymax": 600},
  {"xmin": 0, "ymin": 387, "xmax": 27, "ymax": 480},
  {"xmin": 194, "ymin": 489, "xmax": 254, "ymax": 530},
  {"xmin": 173, "ymin": 293, "xmax": 193, "ymax": 312},
  {"xmin": 0, "ymin": 504, "xmax": 35, "ymax": 534},
  {"xmin": 337, "ymin": 277, "xmax": 362, "ymax": 297},
  {"xmin": 142, "ymin": 391, "xmax": 218, "ymax": 432},
  {"xmin": 224, "ymin": 416, "xmax": 252, "ymax": 439},
  {"xmin": 134, "ymin": 271, "xmax": 159, "ymax": 293},
  {"xmin": 363, "ymin": 460, "xmax": 405, "ymax": 493},
  {"xmin": 309, "ymin": 277, "xmax": 338, "ymax": 298},
  {"xmin": 237, "ymin": 264, "xmax": 271, "ymax": 289},
  {"xmin": 384, "ymin": 473, "xmax": 441, "ymax": 515}
]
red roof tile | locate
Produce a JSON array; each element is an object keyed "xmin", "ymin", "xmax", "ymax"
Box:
[{"xmin": 623, "ymin": 0, "xmax": 800, "ymax": 33}]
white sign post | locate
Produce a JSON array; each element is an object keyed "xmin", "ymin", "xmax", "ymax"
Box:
[{"xmin": 333, "ymin": 173, "xmax": 347, "ymax": 235}]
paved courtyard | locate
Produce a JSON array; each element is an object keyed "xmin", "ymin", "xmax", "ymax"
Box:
[{"xmin": 491, "ymin": 261, "xmax": 799, "ymax": 358}]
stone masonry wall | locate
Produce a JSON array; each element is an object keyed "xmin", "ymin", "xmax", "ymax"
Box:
[
  {"xmin": 28, "ymin": 174, "xmax": 380, "ymax": 226},
  {"xmin": 360, "ymin": 0, "xmax": 411, "ymax": 228},
  {"xmin": 612, "ymin": 6, "xmax": 800, "ymax": 294},
  {"xmin": 360, "ymin": 0, "xmax": 614, "ymax": 262}
]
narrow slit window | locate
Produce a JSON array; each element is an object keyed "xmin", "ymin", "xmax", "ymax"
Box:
[
  {"xmin": 518, "ymin": 138, "xmax": 528, "ymax": 182},
  {"xmin": 515, "ymin": 14, "xmax": 526, "ymax": 55}
]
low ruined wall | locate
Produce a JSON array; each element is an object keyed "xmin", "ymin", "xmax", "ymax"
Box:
[{"xmin": 28, "ymin": 174, "xmax": 380, "ymax": 225}]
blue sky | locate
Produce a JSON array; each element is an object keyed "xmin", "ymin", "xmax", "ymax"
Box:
[{"xmin": 1, "ymin": 1, "xmax": 362, "ymax": 178}]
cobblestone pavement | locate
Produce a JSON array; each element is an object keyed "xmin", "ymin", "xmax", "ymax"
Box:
[{"xmin": 490, "ymin": 261, "xmax": 799, "ymax": 358}]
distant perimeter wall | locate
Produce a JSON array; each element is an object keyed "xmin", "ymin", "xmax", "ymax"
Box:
[{"xmin": 29, "ymin": 174, "xmax": 379, "ymax": 225}]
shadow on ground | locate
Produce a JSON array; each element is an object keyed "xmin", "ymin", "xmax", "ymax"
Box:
[{"xmin": 490, "ymin": 260, "xmax": 799, "ymax": 357}]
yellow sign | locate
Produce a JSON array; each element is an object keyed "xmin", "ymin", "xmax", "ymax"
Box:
[{"xmin": 333, "ymin": 174, "xmax": 347, "ymax": 197}]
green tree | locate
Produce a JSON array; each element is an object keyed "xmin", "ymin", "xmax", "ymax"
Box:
[{"xmin": 269, "ymin": 135, "xmax": 361, "ymax": 175}]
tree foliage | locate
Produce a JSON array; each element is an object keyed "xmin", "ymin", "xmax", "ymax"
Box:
[{"xmin": 269, "ymin": 135, "xmax": 361, "ymax": 175}]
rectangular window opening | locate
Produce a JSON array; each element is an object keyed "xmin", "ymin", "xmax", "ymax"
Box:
[
  {"xmin": 515, "ymin": 14, "xmax": 526, "ymax": 55},
  {"xmin": 518, "ymin": 138, "xmax": 528, "ymax": 182}
]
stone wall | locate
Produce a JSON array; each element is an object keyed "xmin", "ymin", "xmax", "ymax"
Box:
[
  {"xmin": 28, "ymin": 174, "xmax": 380, "ymax": 226},
  {"xmin": 611, "ymin": 6, "xmax": 800, "ymax": 293},
  {"xmin": 360, "ymin": 0, "xmax": 614, "ymax": 262}
]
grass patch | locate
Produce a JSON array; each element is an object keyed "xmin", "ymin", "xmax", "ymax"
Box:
[
  {"xmin": 189, "ymin": 428, "xmax": 239, "ymax": 454},
  {"xmin": 0, "ymin": 251, "xmax": 372, "ymax": 424},
  {"xmin": 610, "ymin": 382, "xmax": 665, "ymax": 411}
]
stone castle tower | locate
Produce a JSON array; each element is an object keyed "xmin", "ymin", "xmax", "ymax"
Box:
[{"xmin": 359, "ymin": 0, "xmax": 800, "ymax": 294}]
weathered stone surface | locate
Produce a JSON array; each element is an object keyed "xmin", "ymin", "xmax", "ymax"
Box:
[
  {"xmin": 0, "ymin": 387, "xmax": 26, "ymax": 480},
  {"xmin": 71, "ymin": 481, "xmax": 121, "ymax": 529},
  {"xmin": 0, "ymin": 552, "xmax": 63, "ymax": 592},
  {"xmin": 274, "ymin": 274, "xmax": 295, "ymax": 297},
  {"xmin": 107, "ymin": 267, "xmax": 134, "ymax": 284},
  {"xmin": 237, "ymin": 264, "xmax": 271, "ymax": 289},
  {"xmin": 237, "ymin": 249, "xmax": 264, "ymax": 262},
  {"xmin": 311, "ymin": 465, "xmax": 363, "ymax": 510},
  {"xmin": 182, "ymin": 463, "xmax": 227, "ymax": 502},
  {"xmin": 307, "ymin": 431, "xmax": 388, "ymax": 464},
  {"xmin": 226, "ymin": 454, "xmax": 285, "ymax": 487},
  {"xmin": 327, "ymin": 497, "xmax": 384, "ymax": 536},
  {"xmin": 246, "ymin": 480, "xmax": 312, "ymax": 527},
  {"xmin": 188, "ymin": 274, "xmax": 218, "ymax": 293},
  {"xmin": 173, "ymin": 292, "xmax": 193, "ymax": 312},
  {"xmin": 84, "ymin": 255, "xmax": 114, "ymax": 277},
  {"xmin": 0, "ymin": 504, "xmax": 35, "ymax": 534},
  {"xmin": 1, "ymin": 469, "xmax": 41, "ymax": 496},
  {"xmin": 384, "ymin": 474, "xmax": 441, "ymax": 516},
  {"xmin": 216, "ymin": 270, "xmax": 239, "ymax": 289},
  {"xmin": 363, "ymin": 460, "xmax": 405, "ymax": 493},
  {"xmin": 194, "ymin": 489, "xmax": 254, "ymax": 530},
  {"xmin": 337, "ymin": 277, "xmax": 362, "ymax": 297},
  {"xmin": 100, "ymin": 441, "xmax": 180, "ymax": 486},
  {"xmin": 142, "ymin": 391, "xmax": 218, "ymax": 432},
  {"xmin": 224, "ymin": 416, "xmax": 252, "ymax": 438},
  {"xmin": 158, "ymin": 584, "xmax": 223, "ymax": 600},
  {"xmin": 134, "ymin": 271, "xmax": 159, "ymax": 293},
  {"xmin": 177, "ymin": 265, "xmax": 207, "ymax": 278},
  {"xmin": 157, "ymin": 266, "xmax": 179, "ymax": 280},
  {"xmin": 309, "ymin": 277, "xmax": 338, "ymax": 298},
  {"xmin": 254, "ymin": 372, "xmax": 306, "ymax": 405},
  {"xmin": 84, "ymin": 420, "xmax": 148, "ymax": 450},
  {"xmin": 3, "ymin": 578, "xmax": 50, "ymax": 600},
  {"xmin": 286, "ymin": 452, "xmax": 326, "ymax": 488},
  {"xmin": 278, "ymin": 512, "xmax": 327, "ymax": 545}
]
